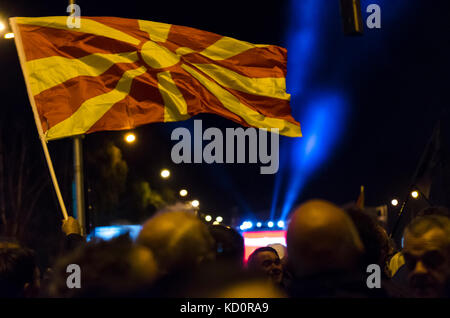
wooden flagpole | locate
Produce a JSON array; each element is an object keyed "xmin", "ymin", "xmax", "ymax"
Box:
[{"xmin": 10, "ymin": 19, "xmax": 69, "ymax": 220}]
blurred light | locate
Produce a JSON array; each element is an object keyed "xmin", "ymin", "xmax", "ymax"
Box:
[
  {"xmin": 205, "ymin": 215, "xmax": 212, "ymax": 222},
  {"xmin": 0, "ymin": 22, "xmax": 5, "ymax": 32},
  {"xmin": 213, "ymin": 221, "xmax": 219, "ymax": 225},
  {"xmin": 391, "ymin": 199, "xmax": 399, "ymax": 206},
  {"xmin": 124, "ymin": 132, "xmax": 136, "ymax": 143},
  {"xmin": 268, "ymin": 221, "xmax": 274, "ymax": 228},
  {"xmin": 4, "ymin": 32, "xmax": 14, "ymax": 39},
  {"xmin": 240, "ymin": 221, "xmax": 253, "ymax": 231},
  {"xmin": 256, "ymin": 222, "xmax": 262, "ymax": 228},
  {"xmin": 216, "ymin": 216, "xmax": 223, "ymax": 223},
  {"xmin": 411, "ymin": 190, "xmax": 419, "ymax": 199},
  {"xmin": 88, "ymin": 225, "xmax": 142, "ymax": 241},
  {"xmin": 179, "ymin": 189, "xmax": 188, "ymax": 197},
  {"xmin": 160, "ymin": 169, "xmax": 170, "ymax": 178},
  {"xmin": 277, "ymin": 220, "xmax": 285, "ymax": 228},
  {"xmin": 191, "ymin": 200, "xmax": 199, "ymax": 208}
]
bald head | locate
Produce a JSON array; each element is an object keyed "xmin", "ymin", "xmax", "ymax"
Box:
[
  {"xmin": 137, "ymin": 211, "xmax": 215, "ymax": 274},
  {"xmin": 287, "ymin": 200, "xmax": 364, "ymax": 277}
]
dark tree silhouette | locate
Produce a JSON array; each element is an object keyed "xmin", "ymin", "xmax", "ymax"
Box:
[{"xmin": 0, "ymin": 123, "xmax": 52, "ymax": 240}]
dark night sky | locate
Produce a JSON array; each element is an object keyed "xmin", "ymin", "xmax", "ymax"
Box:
[{"xmin": 0, "ymin": 0, "xmax": 449, "ymax": 229}]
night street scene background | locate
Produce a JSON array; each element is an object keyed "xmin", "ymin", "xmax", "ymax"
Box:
[{"xmin": 0, "ymin": 0, "xmax": 450, "ymax": 300}]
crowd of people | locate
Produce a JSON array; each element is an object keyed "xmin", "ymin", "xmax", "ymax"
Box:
[{"xmin": 1, "ymin": 199, "xmax": 449, "ymax": 298}]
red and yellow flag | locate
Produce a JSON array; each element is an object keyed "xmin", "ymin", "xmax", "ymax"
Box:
[{"xmin": 10, "ymin": 17, "xmax": 301, "ymax": 141}]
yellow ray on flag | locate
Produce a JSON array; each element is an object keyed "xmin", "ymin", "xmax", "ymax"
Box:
[
  {"xmin": 46, "ymin": 66, "xmax": 147, "ymax": 140},
  {"xmin": 12, "ymin": 17, "xmax": 140, "ymax": 45},
  {"xmin": 182, "ymin": 64, "xmax": 300, "ymax": 137},
  {"xmin": 27, "ymin": 52, "xmax": 139, "ymax": 95},
  {"xmin": 200, "ymin": 36, "xmax": 268, "ymax": 61},
  {"xmin": 157, "ymin": 71, "xmax": 190, "ymax": 122},
  {"xmin": 138, "ymin": 20, "xmax": 172, "ymax": 42},
  {"xmin": 192, "ymin": 63, "xmax": 290, "ymax": 100}
]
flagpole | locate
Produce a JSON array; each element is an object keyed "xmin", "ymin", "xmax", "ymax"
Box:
[
  {"xmin": 10, "ymin": 19, "xmax": 69, "ymax": 221},
  {"xmin": 68, "ymin": 0, "xmax": 86, "ymax": 236},
  {"xmin": 73, "ymin": 136, "xmax": 86, "ymax": 236}
]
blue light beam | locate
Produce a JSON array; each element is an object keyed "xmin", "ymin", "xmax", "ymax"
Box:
[{"xmin": 280, "ymin": 93, "xmax": 347, "ymax": 220}]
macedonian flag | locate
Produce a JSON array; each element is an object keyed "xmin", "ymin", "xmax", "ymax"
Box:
[{"xmin": 10, "ymin": 17, "xmax": 301, "ymax": 141}]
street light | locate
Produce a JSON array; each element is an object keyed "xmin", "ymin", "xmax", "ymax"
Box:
[
  {"xmin": 191, "ymin": 200, "xmax": 199, "ymax": 208},
  {"xmin": 179, "ymin": 189, "xmax": 188, "ymax": 197},
  {"xmin": 205, "ymin": 215, "xmax": 212, "ymax": 222},
  {"xmin": 268, "ymin": 221, "xmax": 274, "ymax": 228},
  {"xmin": 216, "ymin": 216, "xmax": 223, "ymax": 223},
  {"xmin": 391, "ymin": 199, "xmax": 399, "ymax": 207},
  {"xmin": 160, "ymin": 169, "xmax": 170, "ymax": 179},
  {"xmin": 124, "ymin": 132, "xmax": 136, "ymax": 143},
  {"xmin": 411, "ymin": 190, "xmax": 419, "ymax": 199}
]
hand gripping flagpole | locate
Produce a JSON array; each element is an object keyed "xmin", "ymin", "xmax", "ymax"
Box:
[{"xmin": 10, "ymin": 21, "xmax": 69, "ymax": 221}]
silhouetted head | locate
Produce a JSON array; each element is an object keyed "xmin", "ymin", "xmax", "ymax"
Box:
[
  {"xmin": 247, "ymin": 247, "xmax": 283, "ymax": 284},
  {"xmin": 345, "ymin": 206, "xmax": 394, "ymax": 272},
  {"xmin": 137, "ymin": 209, "xmax": 215, "ymax": 274},
  {"xmin": 416, "ymin": 206, "xmax": 450, "ymax": 218},
  {"xmin": 208, "ymin": 224, "xmax": 244, "ymax": 267},
  {"xmin": 287, "ymin": 200, "xmax": 364, "ymax": 278},
  {"xmin": 0, "ymin": 241, "xmax": 40, "ymax": 298},
  {"xmin": 403, "ymin": 215, "xmax": 450, "ymax": 298},
  {"xmin": 48, "ymin": 235, "xmax": 157, "ymax": 297}
]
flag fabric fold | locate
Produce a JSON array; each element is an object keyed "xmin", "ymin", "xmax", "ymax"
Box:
[{"xmin": 10, "ymin": 16, "xmax": 301, "ymax": 141}]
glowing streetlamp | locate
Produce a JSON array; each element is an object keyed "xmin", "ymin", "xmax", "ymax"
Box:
[
  {"xmin": 205, "ymin": 215, "xmax": 212, "ymax": 222},
  {"xmin": 160, "ymin": 169, "xmax": 170, "ymax": 179},
  {"xmin": 411, "ymin": 190, "xmax": 419, "ymax": 199},
  {"xmin": 179, "ymin": 189, "xmax": 188, "ymax": 197},
  {"xmin": 391, "ymin": 199, "xmax": 399, "ymax": 207},
  {"xmin": 191, "ymin": 200, "xmax": 199, "ymax": 208},
  {"xmin": 216, "ymin": 216, "xmax": 223, "ymax": 223},
  {"xmin": 124, "ymin": 132, "xmax": 136, "ymax": 143}
]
